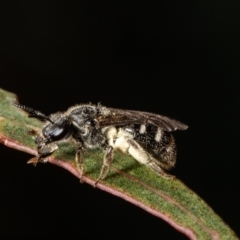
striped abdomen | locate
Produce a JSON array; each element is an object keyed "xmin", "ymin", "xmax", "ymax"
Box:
[{"xmin": 123, "ymin": 124, "xmax": 177, "ymax": 170}]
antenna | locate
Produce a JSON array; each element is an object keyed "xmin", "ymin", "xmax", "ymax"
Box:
[{"xmin": 12, "ymin": 102, "xmax": 54, "ymax": 123}]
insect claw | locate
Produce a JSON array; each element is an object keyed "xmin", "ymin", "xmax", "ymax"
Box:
[
  {"xmin": 93, "ymin": 178, "xmax": 100, "ymax": 188},
  {"xmin": 79, "ymin": 174, "xmax": 84, "ymax": 184},
  {"xmin": 27, "ymin": 157, "xmax": 39, "ymax": 166},
  {"xmin": 79, "ymin": 179, "xmax": 84, "ymax": 184}
]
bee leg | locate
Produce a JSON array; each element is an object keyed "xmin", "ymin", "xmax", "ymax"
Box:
[
  {"xmin": 75, "ymin": 146, "xmax": 84, "ymax": 183},
  {"xmin": 115, "ymin": 137, "xmax": 174, "ymax": 179},
  {"xmin": 94, "ymin": 146, "xmax": 114, "ymax": 187},
  {"xmin": 126, "ymin": 139, "xmax": 174, "ymax": 179},
  {"xmin": 27, "ymin": 149, "xmax": 54, "ymax": 166},
  {"xmin": 146, "ymin": 160, "xmax": 175, "ymax": 179},
  {"xmin": 27, "ymin": 156, "xmax": 41, "ymax": 166}
]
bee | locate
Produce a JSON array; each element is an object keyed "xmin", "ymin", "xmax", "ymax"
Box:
[{"xmin": 13, "ymin": 102, "xmax": 188, "ymax": 184}]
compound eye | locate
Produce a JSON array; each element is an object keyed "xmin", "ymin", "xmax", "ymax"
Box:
[{"xmin": 43, "ymin": 117, "xmax": 71, "ymax": 142}]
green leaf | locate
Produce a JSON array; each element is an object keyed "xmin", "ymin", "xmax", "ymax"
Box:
[{"xmin": 0, "ymin": 88, "xmax": 237, "ymax": 240}]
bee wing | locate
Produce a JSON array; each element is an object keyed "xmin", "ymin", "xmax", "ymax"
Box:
[
  {"xmin": 98, "ymin": 108, "xmax": 188, "ymax": 132},
  {"xmin": 127, "ymin": 109, "xmax": 188, "ymax": 131}
]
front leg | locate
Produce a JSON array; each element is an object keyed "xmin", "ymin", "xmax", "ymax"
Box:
[
  {"xmin": 27, "ymin": 156, "xmax": 41, "ymax": 166},
  {"xmin": 27, "ymin": 142, "xmax": 58, "ymax": 166},
  {"xmin": 94, "ymin": 146, "xmax": 114, "ymax": 186},
  {"xmin": 75, "ymin": 145, "xmax": 85, "ymax": 182}
]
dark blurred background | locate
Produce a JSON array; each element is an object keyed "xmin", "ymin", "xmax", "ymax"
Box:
[{"xmin": 0, "ymin": 1, "xmax": 239, "ymax": 239}]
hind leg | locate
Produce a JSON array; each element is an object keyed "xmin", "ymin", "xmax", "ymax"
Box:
[{"xmin": 114, "ymin": 136, "xmax": 174, "ymax": 179}]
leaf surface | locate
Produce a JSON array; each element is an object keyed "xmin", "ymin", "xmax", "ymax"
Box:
[{"xmin": 0, "ymin": 88, "xmax": 237, "ymax": 240}]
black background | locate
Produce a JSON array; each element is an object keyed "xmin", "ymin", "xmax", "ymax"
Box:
[{"xmin": 0, "ymin": 1, "xmax": 239, "ymax": 239}]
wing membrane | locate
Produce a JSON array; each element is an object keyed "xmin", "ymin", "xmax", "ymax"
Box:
[{"xmin": 98, "ymin": 108, "xmax": 188, "ymax": 132}]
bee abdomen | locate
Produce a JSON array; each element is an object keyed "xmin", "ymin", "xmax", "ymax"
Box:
[
  {"xmin": 153, "ymin": 134, "xmax": 176, "ymax": 170},
  {"xmin": 128, "ymin": 124, "xmax": 177, "ymax": 170}
]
